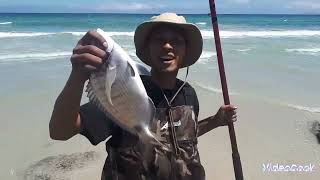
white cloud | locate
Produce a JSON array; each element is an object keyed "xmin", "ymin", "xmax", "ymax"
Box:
[
  {"xmin": 287, "ymin": 1, "xmax": 320, "ymax": 10},
  {"xmin": 98, "ymin": 3, "xmax": 166, "ymax": 12}
]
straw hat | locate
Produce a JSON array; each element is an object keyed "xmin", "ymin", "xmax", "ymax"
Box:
[{"xmin": 134, "ymin": 12, "xmax": 203, "ymax": 68}]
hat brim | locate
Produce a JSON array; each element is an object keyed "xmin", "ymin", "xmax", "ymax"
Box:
[{"xmin": 134, "ymin": 21, "xmax": 203, "ymax": 68}]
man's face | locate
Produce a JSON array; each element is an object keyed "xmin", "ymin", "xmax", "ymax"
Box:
[{"xmin": 148, "ymin": 26, "xmax": 186, "ymax": 73}]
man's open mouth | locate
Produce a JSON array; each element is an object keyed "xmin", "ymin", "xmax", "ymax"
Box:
[{"xmin": 160, "ymin": 55, "xmax": 175, "ymax": 62}]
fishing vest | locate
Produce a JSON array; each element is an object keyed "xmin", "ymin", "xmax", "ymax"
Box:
[{"xmin": 101, "ymin": 85, "xmax": 205, "ymax": 180}]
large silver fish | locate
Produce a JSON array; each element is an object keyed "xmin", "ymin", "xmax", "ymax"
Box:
[{"xmin": 86, "ymin": 28, "xmax": 157, "ymax": 144}]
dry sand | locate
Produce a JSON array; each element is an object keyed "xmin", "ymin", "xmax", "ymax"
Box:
[{"xmin": 196, "ymin": 86, "xmax": 320, "ymax": 180}]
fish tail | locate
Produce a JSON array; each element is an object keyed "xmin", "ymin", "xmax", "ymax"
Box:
[{"xmin": 136, "ymin": 126, "xmax": 170, "ymax": 152}]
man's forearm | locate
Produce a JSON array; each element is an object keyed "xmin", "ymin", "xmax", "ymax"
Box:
[
  {"xmin": 49, "ymin": 70, "xmax": 86, "ymax": 140},
  {"xmin": 197, "ymin": 115, "xmax": 220, "ymax": 137}
]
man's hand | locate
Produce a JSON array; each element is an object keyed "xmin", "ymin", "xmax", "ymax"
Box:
[
  {"xmin": 197, "ymin": 105, "xmax": 238, "ymax": 137},
  {"xmin": 70, "ymin": 30, "xmax": 109, "ymax": 82},
  {"xmin": 214, "ymin": 105, "xmax": 238, "ymax": 127},
  {"xmin": 49, "ymin": 30, "xmax": 109, "ymax": 140}
]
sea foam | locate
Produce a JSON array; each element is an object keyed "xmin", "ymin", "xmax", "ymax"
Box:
[
  {"xmin": 0, "ymin": 22, "xmax": 12, "ymax": 25},
  {"xmin": 196, "ymin": 22, "xmax": 207, "ymax": 25},
  {"xmin": 0, "ymin": 31, "xmax": 135, "ymax": 38},
  {"xmin": 0, "ymin": 32, "xmax": 54, "ymax": 38},
  {"xmin": 200, "ymin": 51, "xmax": 216, "ymax": 59},
  {"xmin": 237, "ymin": 48, "xmax": 252, "ymax": 52},
  {"xmin": 285, "ymin": 48, "xmax": 320, "ymax": 56},
  {"xmin": 201, "ymin": 30, "xmax": 320, "ymax": 39},
  {"xmin": 1, "ymin": 30, "xmax": 320, "ymax": 39},
  {"xmin": 197, "ymin": 51, "xmax": 216, "ymax": 64},
  {"xmin": 0, "ymin": 52, "xmax": 71, "ymax": 63},
  {"xmin": 192, "ymin": 82, "xmax": 239, "ymax": 95},
  {"xmin": 287, "ymin": 104, "xmax": 320, "ymax": 113}
]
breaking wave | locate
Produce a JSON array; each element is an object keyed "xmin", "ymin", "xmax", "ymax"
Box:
[
  {"xmin": 237, "ymin": 48, "xmax": 252, "ymax": 52},
  {"xmin": 200, "ymin": 51, "xmax": 216, "ymax": 59},
  {"xmin": 196, "ymin": 22, "xmax": 207, "ymax": 25},
  {"xmin": 285, "ymin": 48, "xmax": 320, "ymax": 56},
  {"xmin": 0, "ymin": 32, "xmax": 54, "ymax": 38},
  {"xmin": 0, "ymin": 31, "xmax": 134, "ymax": 38},
  {"xmin": 66, "ymin": 31, "xmax": 134, "ymax": 36},
  {"xmin": 201, "ymin": 30, "xmax": 320, "ymax": 39},
  {"xmin": 287, "ymin": 104, "xmax": 320, "ymax": 113},
  {"xmin": 192, "ymin": 82, "xmax": 239, "ymax": 95},
  {"xmin": 0, "ymin": 52, "xmax": 71, "ymax": 63},
  {"xmin": 2, "ymin": 30, "xmax": 320, "ymax": 39},
  {"xmin": 0, "ymin": 21, "xmax": 12, "ymax": 25},
  {"xmin": 197, "ymin": 51, "xmax": 216, "ymax": 64}
]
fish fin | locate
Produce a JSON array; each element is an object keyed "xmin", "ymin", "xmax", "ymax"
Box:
[
  {"xmin": 105, "ymin": 65, "xmax": 117, "ymax": 106},
  {"xmin": 148, "ymin": 97, "xmax": 156, "ymax": 114},
  {"xmin": 126, "ymin": 61, "xmax": 136, "ymax": 77}
]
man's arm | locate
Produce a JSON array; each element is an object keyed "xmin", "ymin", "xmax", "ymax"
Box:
[
  {"xmin": 49, "ymin": 71, "xmax": 86, "ymax": 140},
  {"xmin": 197, "ymin": 105, "xmax": 238, "ymax": 137},
  {"xmin": 197, "ymin": 115, "xmax": 221, "ymax": 137},
  {"xmin": 49, "ymin": 30, "xmax": 108, "ymax": 141}
]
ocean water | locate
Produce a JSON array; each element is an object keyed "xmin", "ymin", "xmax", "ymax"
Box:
[
  {"xmin": 0, "ymin": 13, "xmax": 320, "ymax": 179},
  {"xmin": 1, "ymin": 13, "xmax": 319, "ymax": 112}
]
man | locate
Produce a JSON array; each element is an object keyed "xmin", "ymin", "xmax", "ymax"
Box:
[{"xmin": 49, "ymin": 13, "xmax": 237, "ymax": 180}]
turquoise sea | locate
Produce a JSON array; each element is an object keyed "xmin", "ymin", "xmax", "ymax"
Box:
[
  {"xmin": 1, "ymin": 14, "xmax": 320, "ymax": 111},
  {"xmin": 0, "ymin": 13, "xmax": 320, "ymax": 179}
]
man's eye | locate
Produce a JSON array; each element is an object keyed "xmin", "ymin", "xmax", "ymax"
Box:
[
  {"xmin": 174, "ymin": 39, "xmax": 185, "ymax": 44},
  {"xmin": 151, "ymin": 37, "xmax": 185, "ymax": 45},
  {"xmin": 152, "ymin": 38, "xmax": 163, "ymax": 43}
]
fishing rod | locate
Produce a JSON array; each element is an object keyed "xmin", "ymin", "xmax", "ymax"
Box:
[{"xmin": 208, "ymin": 0, "xmax": 244, "ymax": 180}]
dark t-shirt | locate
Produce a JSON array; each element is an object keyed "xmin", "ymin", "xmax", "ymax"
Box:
[{"xmin": 79, "ymin": 75, "xmax": 199, "ymax": 145}]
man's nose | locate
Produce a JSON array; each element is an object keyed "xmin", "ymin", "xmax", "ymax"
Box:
[{"xmin": 163, "ymin": 42, "xmax": 173, "ymax": 50}]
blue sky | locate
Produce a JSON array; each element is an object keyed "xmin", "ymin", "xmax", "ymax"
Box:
[{"xmin": 0, "ymin": 0, "xmax": 319, "ymax": 14}]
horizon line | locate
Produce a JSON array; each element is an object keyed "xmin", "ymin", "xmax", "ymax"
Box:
[{"xmin": 0, "ymin": 12, "xmax": 320, "ymax": 15}]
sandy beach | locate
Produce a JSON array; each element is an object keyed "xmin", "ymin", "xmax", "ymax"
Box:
[
  {"xmin": 1, "ymin": 84, "xmax": 318, "ymax": 180},
  {"xmin": 196, "ymin": 86, "xmax": 320, "ymax": 180}
]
